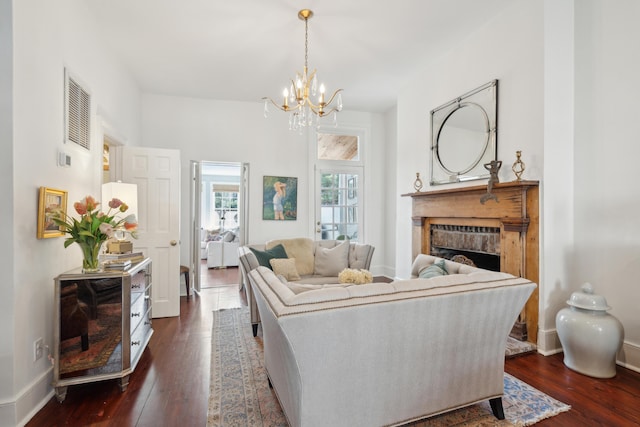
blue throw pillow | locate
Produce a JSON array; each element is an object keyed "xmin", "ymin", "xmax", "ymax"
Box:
[
  {"xmin": 418, "ymin": 259, "xmax": 449, "ymax": 279},
  {"xmin": 250, "ymin": 244, "xmax": 288, "ymax": 269}
]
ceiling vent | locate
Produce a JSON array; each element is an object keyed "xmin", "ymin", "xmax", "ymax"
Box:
[{"xmin": 64, "ymin": 69, "xmax": 91, "ymax": 149}]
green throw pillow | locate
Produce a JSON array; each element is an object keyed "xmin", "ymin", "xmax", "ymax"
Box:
[
  {"xmin": 418, "ymin": 259, "xmax": 449, "ymax": 279},
  {"xmin": 250, "ymin": 244, "xmax": 288, "ymax": 269}
]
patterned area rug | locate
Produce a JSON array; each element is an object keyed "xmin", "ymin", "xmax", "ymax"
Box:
[
  {"xmin": 505, "ymin": 337, "xmax": 537, "ymax": 358},
  {"xmin": 208, "ymin": 307, "xmax": 570, "ymax": 427},
  {"xmin": 59, "ymin": 302, "xmax": 122, "ymax": 375}
]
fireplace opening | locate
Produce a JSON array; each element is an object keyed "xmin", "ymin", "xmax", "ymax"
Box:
[
  {"xmin": 429, "ymin": 224, "xmax": 501, "ymax": 271},
  {"xmin": 430, "ymin": 247, "xmax": 500, "ymax": 271}
]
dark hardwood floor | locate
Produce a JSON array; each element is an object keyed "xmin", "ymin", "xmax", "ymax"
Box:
[{"xmin": 27, "ymin": 270, "xmax": 640, "ymax": 426}]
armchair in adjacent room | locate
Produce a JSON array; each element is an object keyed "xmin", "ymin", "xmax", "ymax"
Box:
[{"xmin": 60, "ymin": 283, "xmax": 90, "ymax": 351}]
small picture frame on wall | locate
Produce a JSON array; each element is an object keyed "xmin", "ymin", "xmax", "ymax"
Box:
[
  {"xmin": 37, "ymin": 187, "xmax": 68, "ymax": 239},
  {"xmin": 262, "ymin": 176, "xmax": 298, "ymax": 221}
]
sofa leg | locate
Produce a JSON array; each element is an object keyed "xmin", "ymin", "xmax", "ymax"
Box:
[
  {"xmin": 489, "ymin": 397, "xmax": 505, "ymax": 420},
  {"xmin": 252, "ymin": 323, "xmax": 258, "ymax": 337}
]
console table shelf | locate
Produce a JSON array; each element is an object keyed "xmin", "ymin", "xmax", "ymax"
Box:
[{"xmin": 52, "ymin": 258, "xmax": 153, "ymax": 402}]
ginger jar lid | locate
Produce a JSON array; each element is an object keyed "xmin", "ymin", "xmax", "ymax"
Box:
[{"xmin": 567, "ymin": 282, "xmax": 611, "ymax": 311}]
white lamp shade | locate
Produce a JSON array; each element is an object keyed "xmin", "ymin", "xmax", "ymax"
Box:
[{"xmin": 101, "ymin": 182, "xmax": 138, "ymax": 222}]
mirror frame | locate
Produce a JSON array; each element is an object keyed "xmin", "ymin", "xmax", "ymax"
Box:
[{"xmin": 430, "ymin": 80, "xmax": 498, "ymax": 185}]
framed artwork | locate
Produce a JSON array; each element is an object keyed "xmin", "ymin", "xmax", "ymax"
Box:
[
  {"xmin": 262, "ymin": 176, "xmax": 298, "ymax": 220},
  {"xmin": 37, "ymin": 187, "xmax": 68, "ymax": 239},
  {"xmin": 103, "ymin": 143, "xmax": 110, "ymax": 171}
]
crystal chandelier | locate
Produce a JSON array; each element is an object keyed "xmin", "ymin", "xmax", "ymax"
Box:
[{"xmin": 263, "ymin": 9, "xmax": 343, "ymax": 131}]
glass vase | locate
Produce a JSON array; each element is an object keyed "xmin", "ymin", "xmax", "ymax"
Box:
[{"xmin": 77, "ymin": 240, "xmax": 104, "ymax": 273}]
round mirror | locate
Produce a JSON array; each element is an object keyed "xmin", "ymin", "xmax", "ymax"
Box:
[{"xmin": 435, "ymin": 102, "xmax": 490, "ymax": 175}]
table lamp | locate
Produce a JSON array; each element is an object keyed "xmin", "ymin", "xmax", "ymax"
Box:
[{"xmin": 102, "ymin": 181, "xmax": 138, "ymax": 254}]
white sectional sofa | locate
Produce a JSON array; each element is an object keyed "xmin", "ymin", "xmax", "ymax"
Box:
[
  {"xmin": 238, "ymin": 237, "xmax": 375, "ymax": 336},
  {"xmin": 248, "ymin": 254, "xmax": 536, "ymax": 427}
]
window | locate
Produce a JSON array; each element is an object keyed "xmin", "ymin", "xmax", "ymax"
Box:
[
  {"xmin": 212, "ymin": 191, "xmax": 238, "ymax": 231},
  {"xmin": 314, "ymin": 128, "xmax": 365, "ymax": 242},
  {"xmin": 317, "ymin": 133, "xmax": 359, "ymax": 161},
  {"xmin": 319, "ymin": 172, "xmax": 359, "ymax": 241}
]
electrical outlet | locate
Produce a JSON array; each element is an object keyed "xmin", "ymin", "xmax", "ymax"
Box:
[{"xmin": 34, "ymin": 338, "xmax": 44, "ymax": 362}]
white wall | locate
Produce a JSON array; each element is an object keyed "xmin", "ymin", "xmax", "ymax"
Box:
[
  {"xmin": 140, "ymin": 94, "xmax": 390, "ymax": 274},
  {"xmin": 395, "ymin": 0, "xmax": 544, "ymax": 278},
  {"xmin": 395, "ymin": 0, "xmax": 640, "ymax": 370},
  {"xmin": 0, "ymin": 0, "xmax": 15, "ymax": 423},
  {"xmin": 571, "ymin": 0, "xmax": 640, "ymax": 370},
  {"xmin": 6, "ymin": 1, "xmax": 141, "ymax": 425}
]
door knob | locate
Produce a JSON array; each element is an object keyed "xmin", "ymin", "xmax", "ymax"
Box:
[{"xmin": 170, "ymin": 240, "xmax": 177, "ymax": 246}]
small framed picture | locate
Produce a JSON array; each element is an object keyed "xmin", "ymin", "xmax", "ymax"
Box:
[{"xmin": 37, "ymin": 187, "xmax": 68, "ymax": 239}]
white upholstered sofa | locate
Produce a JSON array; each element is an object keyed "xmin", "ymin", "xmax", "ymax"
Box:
[
  {"xmin": 238, "ymin": 237, "xmax": 375, "ymax": 336},
  {"xmin": 248, "ymin": 254, "xmax": 536, "ymax": 427},
  {"xmin": 206, "ymin": 230, "xmax": 240, "ymax": 268}
]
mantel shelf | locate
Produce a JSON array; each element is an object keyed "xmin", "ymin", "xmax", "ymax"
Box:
[{"xmin": 401, "ymin": 180, "xmax": 540, "ymax": 199}]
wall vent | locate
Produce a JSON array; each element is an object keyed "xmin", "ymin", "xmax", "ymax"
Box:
[{"xmin": 65, "ymin": 69, "xmax": 91, "ymax": 149}]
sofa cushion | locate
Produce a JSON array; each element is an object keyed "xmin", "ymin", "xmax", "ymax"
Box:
[
  {"xmin": 314, "ymin": 240, "xmax": 349, "ymax": 276},
  {"xmin": 250, "ymin": 244, "xmax": 288, "ymax": 269},
  {"xmin": 270, "ymin": 258, "xmax": 301, "ymax": 281},
  {"xmin": 418, "ymin": 259, "xmax": 449, "ymax": 279},
  {"xmin": 267, "ymin": 238, "xmax": 315, "ymax": 276}
]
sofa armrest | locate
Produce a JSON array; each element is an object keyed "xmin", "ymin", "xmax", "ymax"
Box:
[
  {"xmin": 238, "ymin": 245, "xmax": 263, "ymax": 334},
  {"xmin": 348, "ymin": 243, "xmax": 375, "ymax": 270}
]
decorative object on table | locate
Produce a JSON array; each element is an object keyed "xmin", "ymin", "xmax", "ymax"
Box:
[
  {"xmin": 512, "ymin": 150, "xmax": 526, "ymax": 181},
  {"xmin": 262, "ymin": 176, "xmax": 298, "ymax": 221},
  {"xmin": 338, "ymin": 268, "xmax": 373, "ymax": 285},
  {"xmin": 100, "ymin": 251, "xmax": 146, "ymax": 266},
  {"xmin": 262, "ymin": 9, "xmax": 343, "ymax": 132},
  {"xmin": 430, "ymin": 80, "xmax": 498, "ymax": 185},
  {"xmin": 556, "ymin": 282, "xmax": 624, "ymax": 378},
  {"xmin": 37, "ymin": 187, "xmax": 68, "ymax": 239},
  {"xmin": 413, "ymin": 172, "xmax": 423, "ymax": 192},
  {"xmin": 480, "ymin": 160, "xmax": 502, "ymax": 204},
  {"xmin": 102, "ymin": 182, "xmax": 138, "ymax": 254},
  {"xmin": 51, "ymin": 195, "xmax": 138, "ymax": 273}
]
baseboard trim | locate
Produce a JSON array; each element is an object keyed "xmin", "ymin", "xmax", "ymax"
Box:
[
  {"xmin": 536, "ymin": 327, "xmax": 562, "ymax": 355},
  {"xmin": 2, "ymin": 366, "xmax": 54, "ymax": 427},
  {"xmin": 537, "ymin": 328, "xmax": 640, "ymax": 373},
  {"xmin": 617, "ymin": 341, "xmax": 640, "ymax": 374}
]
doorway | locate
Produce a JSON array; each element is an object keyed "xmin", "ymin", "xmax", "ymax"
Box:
[{"xmin": 190, "ymin": 161, "xmax": 248, "ymax": 293}]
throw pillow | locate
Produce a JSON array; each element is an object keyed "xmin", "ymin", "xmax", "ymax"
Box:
[
  {"xmin": 418, "ymin": 259, "xmax": 449, "ymax": 279},
  {"xmin": 223, "ymin": 231, "xmax": 236, "ymax": 242},
  {"xmin": 314, "ymin": 241, "xmax": 349, "ymax": 276},
  {"xmin": 250, "ymin": 244, "xmax": 288, "ymax": 269},
  {"xmin": 266, "ymin": 238, "xmax": 315, "ymax": 276},
  {"xmin": 270, "ymin": 258, "xmax": 301, "ymax": 281}
]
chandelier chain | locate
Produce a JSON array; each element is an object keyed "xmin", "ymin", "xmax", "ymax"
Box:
[{"xmin": 304, "ymin": 17, "xmax": 309, "ymax": 70}]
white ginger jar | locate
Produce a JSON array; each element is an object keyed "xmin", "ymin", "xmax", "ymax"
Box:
[{"xmin": 556, "ymin": 282, "xmax": 623, "ymax": 378}]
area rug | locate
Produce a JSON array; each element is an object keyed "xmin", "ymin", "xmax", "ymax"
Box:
[
  {"xmin": 208, "ymin": 307, "xmax": 570, "ymax": 427},
  {"xmin": 505, "ymin": 337, "xmax": 537, "ymax": 358},
  {"xmin": 59, "ymin": 302, "xmax": 122, "ymax": 375}
]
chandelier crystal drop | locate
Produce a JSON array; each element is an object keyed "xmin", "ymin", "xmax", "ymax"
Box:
[{"xmin": 262, "ymin": 9, "xmax": 343, "ymax": 132}]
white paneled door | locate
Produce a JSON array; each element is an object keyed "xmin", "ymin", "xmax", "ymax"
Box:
[{"xmin": 113, "ymin": 147, "xmax": 181, "ymax": 318}]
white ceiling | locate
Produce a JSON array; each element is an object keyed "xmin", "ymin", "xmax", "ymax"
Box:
[{"xmin": 85, "ymin": 0, "xmax": 512, "ymax": 113}]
